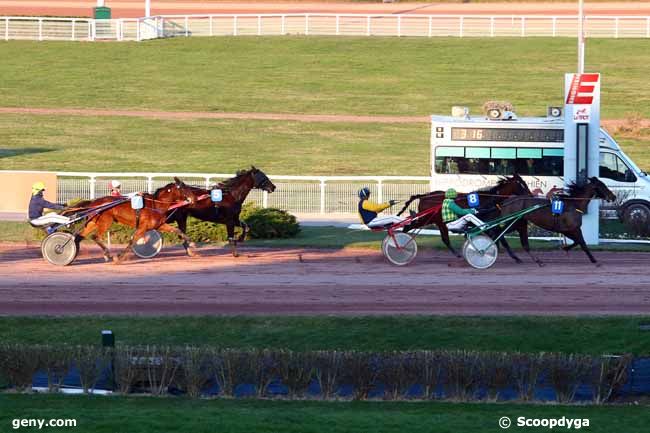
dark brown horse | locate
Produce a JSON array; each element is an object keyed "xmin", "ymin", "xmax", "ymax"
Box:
[
  {"xmin": 63, "ymin": 179, "xmax": 199, "ymax": 263},
  {"xmin": 165, "ymin": 167, "xmax": 276, "ymax": 257},
  {"xmin": 397, "ymin": 174, "xmax": 533, "ymax": 261},
  {"xmin": 498, "ymin": 177, "xmax": 616, "ymax": 265}
]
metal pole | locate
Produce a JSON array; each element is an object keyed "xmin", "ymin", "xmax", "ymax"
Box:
[
  {"xmin": 578, "ymin": 0, "xmax": 585, "ymax": 73},
  {"xmin": 145, "ymin": 0, "xmax": 151, "ymax": 17},
  {"xmin": 319, "ymin": 180, "xmax": 326, "ymax": 214}
]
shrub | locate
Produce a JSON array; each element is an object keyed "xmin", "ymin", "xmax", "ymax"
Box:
[
  {"xmin": 0, "ymin": 344, "xmax": 41, "ymax": 392},
  {"xmin": 244, "ymin": 208, "xmax": 300, "ymax": 239}
]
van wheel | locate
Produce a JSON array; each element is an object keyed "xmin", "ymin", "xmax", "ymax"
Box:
[{"xmin": 622, "ymin": 203, "xmax": 650, "ymax": 226}]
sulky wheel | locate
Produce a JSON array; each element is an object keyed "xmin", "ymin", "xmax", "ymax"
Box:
[
  {"xmin": 382, "ymin": 232, "xmax": 418, "ymax": 266},
  {"xmin": 41, "ymin": 232, "xmax": 78, "ymax": 266},
  {"xmin": 462, "ymin": 234, "xmax": 498, "ymax": 270},
  {"xmin": 132, "ymin": 230, "xmax": 163, "ymax": 259}
]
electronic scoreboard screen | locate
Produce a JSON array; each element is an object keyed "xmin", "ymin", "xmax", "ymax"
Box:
[{"xmin": 451, "ymin": 128, "xmax": 564, "ymax": 143}]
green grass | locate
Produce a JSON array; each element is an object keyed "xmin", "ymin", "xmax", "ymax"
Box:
[
  {"xmin": 0, "ymin": 114, "xmax": 428, "ymax": 174},
  {"xmin": 1, "ymin": 38, "xmax": 649, "ymax": 119},
  {"xmin": 1, "ymin": 395, "xmax": 648, "ymax": 433},
  {"xmin": 2, "ymin": 222, "xmax": 648, "ymax": 250},
  {"xmin": 1, "ymin": 38, "xmax": 650, "ymax": 173},
  {"xmin": 1, "ymin": 316, "xmax": 649, "ymax": 354}
]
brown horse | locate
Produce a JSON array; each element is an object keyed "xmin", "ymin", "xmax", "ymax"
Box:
[
  {"xmin": 63, "ymin": 179, "xmax": 199, "ymax": 263},
  {"xmin": 397, "ymin": 174, "xmax": 533, "ymax": 261},
  {"xmin": 165, "ymin": 167, "xmax": 276, "ymax": 257},
  {"xmin": 498, "ymin": 177, "xmax": 616, "ymax": 265}
]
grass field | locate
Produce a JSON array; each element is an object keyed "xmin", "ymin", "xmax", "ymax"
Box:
[
  {"xmin": 1, "ymin": 221, "xmax": 648, "ymax": 248},
  {"xmin": 2, "ymin": 395, "xmax": 648, "ymax": 433},
  {"xmin": 1, "ymin": 316, "xmax": 649, "ymax": 354},
  {"xmin": 2, "ymin": 37, "xmax": 650, "ymax": 174},
  {"xmin": 2, "ymin": 38, "xmax": 649, "ymax": 118}
]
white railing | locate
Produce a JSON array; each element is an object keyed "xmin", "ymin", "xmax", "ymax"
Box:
[
  {"xmin": 156, "ymin": 13, "xmax": 650, "ymax": 39},
  {"xmin": 2, "ymin": 14, "xmax": 650, "ymax": 42},
  {"xmin": 1, "ymin": 16, "xmax": 163, "ymax": 41},
  {"xmin": 54, "ymin": 172, "xmax": 431, "ymax": 214}
]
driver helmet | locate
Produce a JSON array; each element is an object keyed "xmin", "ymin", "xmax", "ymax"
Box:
[
  {"xmin": 110, "ymin": 180, "xmax": 122, "ymax": 189},
  {"xmin": 445, "ymin": 188, "xmax": 457, "ymax": 199},
  {"xmin": 31, "ymin": 181, "xmax": 46, "ymax": 196},
  {"xmin": 358, "ymin": 187, "xmax": 371, "ymax": 199}
]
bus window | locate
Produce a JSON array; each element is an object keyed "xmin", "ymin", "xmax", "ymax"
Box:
[{"xmin": 600, "ymin": 153, "xmax": 637, "ymax": 182}]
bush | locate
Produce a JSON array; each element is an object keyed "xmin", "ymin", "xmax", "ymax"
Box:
[{"xmin": 244, "ymin": 208, "xmax": 300, "ymax": 239}]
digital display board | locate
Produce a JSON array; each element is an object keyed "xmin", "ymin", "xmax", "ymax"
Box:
[{"xmin": 451, "ymin": 128, "xmax": 564, "ymax": 143}]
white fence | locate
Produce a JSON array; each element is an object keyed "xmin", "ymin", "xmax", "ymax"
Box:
[
  {"xmin": 3, "ymin": 14, "xmax": 650, "ymax": 41},
  {"xmin": 56, "ymin": 172, "xmax": 431, "ymax": 214},
  {"xmin": 1, "ymin": 16, "xmax": 163, "ymax": 41}
]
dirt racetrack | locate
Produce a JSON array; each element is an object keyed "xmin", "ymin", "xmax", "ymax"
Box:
[{"xmin": 1, "ymin": 242, "xmax": 649, "ymax": 316}]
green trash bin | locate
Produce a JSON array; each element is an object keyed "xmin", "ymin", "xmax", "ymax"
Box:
[{"xmin": 94, "ymin": 6, "xmax": 111, "ymax": 19}]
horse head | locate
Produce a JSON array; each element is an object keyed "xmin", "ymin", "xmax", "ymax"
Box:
[
  {"xmin": 494, "ymin": 173, "xmax": 531, "ymax": 197},
  {"xmin": 250, "ymin": 166, "xmax": 276, "ymax": 193},
  {"xmin": 589, "ymin": 176, "xmax": 616, "ymax": 202}
]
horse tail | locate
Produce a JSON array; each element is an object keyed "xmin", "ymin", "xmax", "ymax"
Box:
[{"xmin": 396, "ymin": 192, "xmax": 434, "ymax": 216}]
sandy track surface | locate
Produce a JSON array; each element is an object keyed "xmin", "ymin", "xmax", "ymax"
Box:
[
  {"xmin": 1, "ymin": 243, "xmax": 649, "ymax": 316},
  {"xmin": 2, "ymin": 2, "xmax": 650, "ymax": 19}
]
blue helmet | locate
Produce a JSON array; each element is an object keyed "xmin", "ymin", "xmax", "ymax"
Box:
[{"xmin": 358, "ymin": 187, "xmax": 371, "ymax": 199}]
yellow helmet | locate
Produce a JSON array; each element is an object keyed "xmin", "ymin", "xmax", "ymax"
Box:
[
  {"xmin": 445, "ymin": 188, "xmax": 457, "ymax": 199},
  {"xmin": 32, "ymin": 181, "xmax": 46, "ymax": 196}
]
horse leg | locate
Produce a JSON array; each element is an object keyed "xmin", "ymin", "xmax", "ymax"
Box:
[
  {"xmin": 498, "ymin": 235, "xmax": 523, "ymax": 264},
  {"xmin": 236, "ymin": 221, "xmax": 249, "ymax": 243},
  {"xmin": 227, "ymin": 222, "xmax": 238, "ymax": 257},
  {"xmin": 438, "ymin": 223, "xmax": 461, "ymax": 258},
  {"xmin": 114, "ymin": 226, "xmax": 147, "ymax": 264},
  {"xmin": 518, "ymin": 224, "xmax": 544, "ymax": 267},
  {"xmin": 158, "ymin": 223, "xmax": 200, "ymax": 257},
  {"xmin": 78, "ymin": 218, "xmax": 113, "ymax": 262},
  {"xmin": 175, "ymin": 215, "xmax": 196, "ymax": 256},
  {"xmin": 566, "ymin": 230, "xmax": 599, "ymax": 265}
]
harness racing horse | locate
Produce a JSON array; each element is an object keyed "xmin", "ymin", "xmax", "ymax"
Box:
[
  {"xmin": 62, "ymin": 179, "xmax": 199, "ymax": 263},
  {"xmin": 164, "ymin": 167, "xmax": 276, "ymax": 257},
  {"xmin": 397, "ymin": 174, "xmax": 533, "ymax": 261},
  {"xmin": 498, "ymin": 177, "xmax": 616, "ymax": 266}
]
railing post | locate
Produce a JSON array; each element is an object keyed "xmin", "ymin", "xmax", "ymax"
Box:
[
  {"xmin": 397, "ymin": 15, "xmax": 401, "ymax": 37},
  {"xmin": 428, "ymin": 16, "xmax": 432, "ymax": 37},
  {"xmin": 263, "ymin": 191, "xmax": 269, "ymax": 208},
  {"xmin": 459, "ymin": 16, "xmax": 463, "ymax": 38},
  {"xmin": 4, "ymin": 17, "xmax": 8, "ymax": 41},
  {"xmin": 136, "ymin": 19, "xmax": 140, "ymax": 41},
  {"xmin": 147, "ymin": 177, "xmax": 154, "ymax": 194},
  {"xmin": 233, "ymin": 15, "xmax": 238, "ymax": 36},
  {"xmin": 319, "ymin": 179, "xmax": 326, "ymax": 214},
  {"xmin": 92, "ymin": 19, "xmax": 97, "ymax": 41},
  {"xmin": 305, "ymin": 13, "xmax": 309, "ymax": 35},
  {"xmin": 209, "ymin": 15, "xmax": 213, "ymax": 36},
  {"xmin": 38, "ymin": 18, "xmax": 43, "ymax": 41},
  {"xmin": 258, "ymin": 15, "xmax": 261, "ymax": 36},
  {"xmin": 89, "ymin": 177, "xmax": 96, "ymax": 199},
  {"xmin": 615, "ymin": 17, "xmax": 619, "ymax": 38},
  {"xmin": 490, "ymin": 16, "xmax": 494, "ymax": 37},
  {"xmin": 552, "ymin": 17, "xmax": 557, "ymax": 37},
  {"xmin": 71, "ymin": 18, "xmax": 76, "ymax": 41},
  {"xmin": 185, "ymin": 16, "xmax": 189, "ymax": 37},
  {"xmin": 281, "ymin": 15, "xmax": 285, "ymax": 35},
  {"xmin": 336, "ymin": 15, "xmax": 340, "ymax": 35},
  {"xmin": 367, "ymin": 15, "xmax": 370, "ymax": 36},
  {"xmin": 205, "ymin": 177, "xmax": 211, "ymax": 189},
  {"xmin": 377, "ymin": 180, "xmax": 383, "ymax": 203},
  {"xmin": 521, "ymin": 16, "xmax": 525, "ymax": 37}
]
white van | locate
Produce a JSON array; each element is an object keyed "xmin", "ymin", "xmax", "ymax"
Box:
[{"xmin": 430, "ymin": 111, "xmax": 650, "ymax": 225}]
